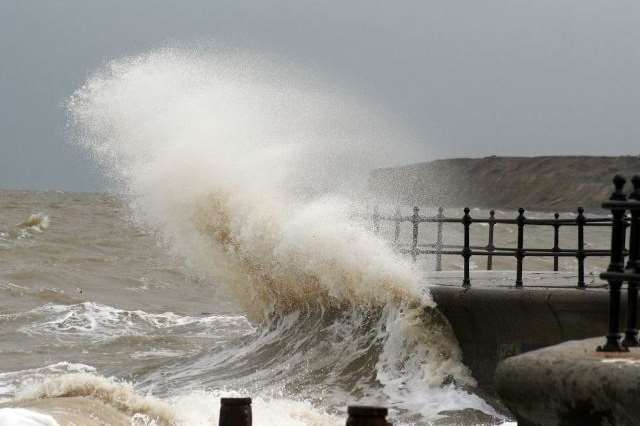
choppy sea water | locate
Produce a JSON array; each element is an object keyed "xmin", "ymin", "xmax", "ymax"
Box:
[
  {"xmin": 0, "ymin": 190, "xmax": 516, "ymax": 425},
  {"xmin": 1, "ymin": 190, "xmax": 610, "ymax": 425}
]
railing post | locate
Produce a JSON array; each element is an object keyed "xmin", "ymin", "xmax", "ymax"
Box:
[
  {"xmin": 553, "ymin": 212, "xmax": 560, "ymax": 272},
  {"xmin": 393, "ymin": 207, "xmax": 401, "ymax": 246},
  {"xmin": 623, "ymin": 175, "xmax": 640, "ymax": 347},
  {"xmin": 598, "ymin": 175, "xmax": 629, "ymax": 352},
  {"xmin": 486, "ymin": 209, "xmax": 495, "ymax": 270},
  {"xmin": 372, "ymin": 206, "xmax": 380, "ymax": 236},
  {"xmin": 576, "ymin": 207, "xmax": 586, "ymax": 288},
  {"xmin": 515, "ymin": 208, "xmax": 525, "ymax": 288},
  {"xmin": 219, "ymin": 398, "xmax": 252, "ymax": 426},
  {"xmin": 346, "ymin": 406, "xmax": 389, "ymax": 426},
  {"xmin": 435, "ymin": 207, "xmax": 444, "ymax": 271},
  {"xmin": 411, "ymin": 206, "xmax": 420, "ymax": 262},
  {"xmin": 462, "ymin": 207, "xmax": 472, "ymax": 288}
]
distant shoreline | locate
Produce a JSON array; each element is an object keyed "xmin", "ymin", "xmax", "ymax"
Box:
[{"xmin": 369, "ymin": 155, "xmax": 640, "ymax": 212}]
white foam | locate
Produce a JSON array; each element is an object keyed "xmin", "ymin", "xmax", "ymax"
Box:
[
  {"xmin": 19, "ymin": 302, "xmax": 254, "ymax": 342},
  {"xmin": 0, "ymin": 363, "xmax": 96, "ymax": 403},
  {"xmin": 14, "ymin": 373, "xmax": 341, "ymax": 426},
  {"xmin": 0, "ymin": 408, "xmax": 59, "ymax": 426},
  {"xmin": 16, "ymin": 373, "xmax": 175, "ymax": 424},
  {"xmin": 169, "ymin": 390, "xmax": 342, "ymax": 426}
]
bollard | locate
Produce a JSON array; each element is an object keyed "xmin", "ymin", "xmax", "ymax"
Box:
[
  {"xmin": 515, "ymin": 208, "xmax": 526, "ymax": 288},
  {"xmin": 346, "ymin": 406, "xmax": 390, "ymax": 426},
  {"xmin": 411, "ymin": 206, "xmax": 420, "ymax": 262},
  {"xmin": 219, "ymin": 397, "xmax": 252, "ymax": 426},
  {"xmin": 372, "ymin": 206, "xmax": 380, "ymax": 236},
  {"xmin": 486, "ymin": 210, "xmax": 495, "ymax": 270},
  {"xmin": 576, "ymin": 207, "xmax": 586, "ymax": 289},
  {"xmin": 598, "ymin": 175, "xmax": 629, "ymax": 352},
  {"xmin": 436, "ymin": 207, "xmax": 444, "ymax": 271},
  {"xmin": 462, "ymin": 207, "xmax": 472, "ymax": 288},
  {"xmin": 623, "ymin": 175, "xmax": 640, "ymax": 347},
  {"xmin": 393, "ymin": 207, "xmax": 401, "ymax": 246},
  {"xmin": 552, "ymin": 212, "xmax": 560, "ymax": 272}
]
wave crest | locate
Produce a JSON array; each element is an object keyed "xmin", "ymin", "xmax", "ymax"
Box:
[{"xmin": 67, "ymin": 49, "xmax": 428, "ymax": 314}]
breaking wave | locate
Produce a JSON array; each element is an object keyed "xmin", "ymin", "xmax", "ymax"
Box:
[
  {"xmin": 67, "ymin": 48, "xmax": 424, "ymax": 313},
  {"xmin": 59, "ymin": 48, "xmax": 501, "ymax": 423}
]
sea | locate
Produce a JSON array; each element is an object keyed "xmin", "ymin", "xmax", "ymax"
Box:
[{"xmin": 0, "ymin": 48, "xmax": 607, "ymax": 425}]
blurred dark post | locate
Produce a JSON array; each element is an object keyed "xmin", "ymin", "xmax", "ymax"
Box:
[
  {"xmin": 462, "ymin": 207, "xmax": 472, "ymax": 288},
  {"xmin": 435, "ymin": 207, "xmax": 444, "ymax": 271},
  {"xmin": 372, "ymin": 206, "xmax": 380, "ymax": 236},
  {"xmin": 486, "ymin": 210, "xmax": 496, "ymax": 270},
  {"xmin": 393, "ymin": 207, "xmax": 401, "ymax": 246},
  {"xmin": 553, "ymin": 212, "xmax": 560, "ymax": 272},
  {"xmin": 411, "ymin": 206, "xmax": 420, "ymax": 262},
  {"xmin": 515, "ymin": 208, "xmax": 526, "ymax": 288},
  {"xmin": 219, "ymin": 397, "xmax": 252, "ymax": 426},
  {"xmin": 576, "ymin": 207, "xmax": 586, "ymax": 288},
  {"xmin": 598, "ymin": 175, "xmax": 629, "ymax": 352},
  {"xmin": 623, "ymin": 175, "xmax": 640, "ymax": 347},
  {"xmin": 346, "ymin": 406, "xmax": 390, "ymax": 426}
]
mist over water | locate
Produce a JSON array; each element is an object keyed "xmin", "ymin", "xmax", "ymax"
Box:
[{"xmin": 0, "ymin": 49, "xmax": 505, "ymax": 424}]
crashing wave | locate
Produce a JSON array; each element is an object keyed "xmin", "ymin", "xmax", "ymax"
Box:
[{"xmin": 64, "ymin": 48, "xmax": 499, "ymax": 422}]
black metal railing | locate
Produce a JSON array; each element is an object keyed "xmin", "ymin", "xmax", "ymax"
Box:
[
  {"xmin": 598, "ymin": 175, "xmax": 640, "ymax": 352},
  {"xmin": 372, "ymin": 204, "xmax": 621, "ymax": 288}
]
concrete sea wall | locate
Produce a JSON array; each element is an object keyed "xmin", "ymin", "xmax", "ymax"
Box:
[{"xmin": 429, "ymin": 278, "xmax": 618, "ymax": 392}]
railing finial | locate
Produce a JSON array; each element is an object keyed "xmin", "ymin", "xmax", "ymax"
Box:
[{"xmin": 612, "ymin": 175, "xmax": 627, "ymax": 201}]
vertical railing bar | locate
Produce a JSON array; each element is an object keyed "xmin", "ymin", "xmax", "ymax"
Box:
[
  {"xmin": 412, "ymin": 206, "xmax": 420, "ymax": 262},
  {"xmin": 598, "ymin": 175, "xmax": 629, "ymax": 352},
  {"xmin": 486, "ymin": 209, "xmax": 495, "ymax": 270},
  {"xmin": 623, "ymin": 175, "xmax": 640, "ymax": 347},
  {"xmin": 393, "ymin": 207, "xmax": 401, "ymax": 247},
  {"xmin": 462, "ymin": 207, "xmax": 472, "ymax": 288},
  {"xmin": 553, "ymin": 212, "xmax": 560, "ymax": 272},
  {"xmin": 436, "ymin": 207, "xmax": 444, "ymax": 272},
  {"xmin": 577, "ymin": 207, "xmax": 586, "ymax": 289},
  {"xmin": 515, "ymin": 208, "xmax": 525, "ymax": 288}
]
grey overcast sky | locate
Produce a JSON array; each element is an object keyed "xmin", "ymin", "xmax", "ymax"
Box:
[{"xmin": 1, "ymin": 1, "xmax": 639, "ymax": 191}]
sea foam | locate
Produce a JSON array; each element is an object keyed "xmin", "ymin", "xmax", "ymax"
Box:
[{"xmin": 64, "ymin": 48, "xmax": 499, "ymax": 422}]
